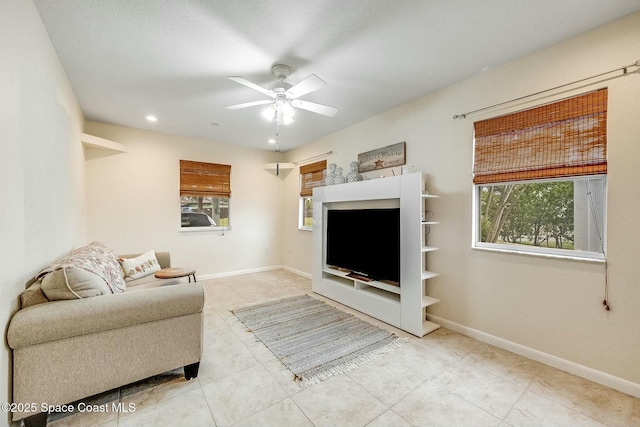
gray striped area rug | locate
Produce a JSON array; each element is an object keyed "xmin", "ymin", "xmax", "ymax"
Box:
[{"xmin": 231, "ymin": 294, "xmax": 405, "ymax": 386}]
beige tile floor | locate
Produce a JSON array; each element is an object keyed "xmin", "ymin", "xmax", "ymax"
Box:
[{"xmin": 47, "ymin": 270, "xmax": 640, "ymax": 427}]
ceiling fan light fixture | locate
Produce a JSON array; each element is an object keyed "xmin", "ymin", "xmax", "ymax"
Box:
[
  {"xmin": 261, "ymin": 101, "xmax": 295, "ymax": 125},
  {"xmin": 283, "ymin": 114, "xmax": 294, "ymax": 125},
  {"xmin": 227, "ymin": 63, "xmax": 337, "ymax": 124},
  {"xmin": 261, "ymin": 104, "xmax": 276, "ymax": 121},
  {"xmin": 282, "ymin": 101, "xmax": 295, "ymax": 125}
]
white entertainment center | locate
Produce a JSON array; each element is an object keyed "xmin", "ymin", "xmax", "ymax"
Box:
[{"xmin": 312, "ymin": 172, "xmax": 440, "ymax": 337}]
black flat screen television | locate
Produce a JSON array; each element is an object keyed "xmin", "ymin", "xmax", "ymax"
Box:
[{"xmin": 326, "ymin": 208, "xmax": 400, "ymax": 284}]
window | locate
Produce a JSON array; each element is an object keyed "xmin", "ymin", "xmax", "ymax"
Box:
[
  {"xmin": 299, "ymin": 160, "xmax": 326, "ymax": 230},
  {"xmin": 472, "ymin": 89, "xmax": 607, "ymax": 260},
  {"xmin": 180, "ymin": 160, "xmax": 230, "ymax": 230}
]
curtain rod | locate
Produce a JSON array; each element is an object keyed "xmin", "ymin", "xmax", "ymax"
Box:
[
  {"xmin": 293, "ymin": 151, "xmax": 333, "ymax": 166},
  {"xmin": 453, "ymin": 59, "xmax": 640, "ymax": 120}
]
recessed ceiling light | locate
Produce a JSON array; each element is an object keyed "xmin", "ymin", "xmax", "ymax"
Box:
[
  {"xmin": 145, "ymin": 115, "xmax": 158, "ymax": 122},
  {"xmin": 268, "ymin": 138, "xmax": 276, "ymax": 144}
]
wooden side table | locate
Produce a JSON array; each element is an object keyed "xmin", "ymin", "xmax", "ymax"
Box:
[{"xmin": 154, "ymin": 267, "xmax": 197, "ymax": 283}]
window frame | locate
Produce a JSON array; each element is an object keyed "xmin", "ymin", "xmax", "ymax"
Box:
[
  {"xmin": 299, "ymin": 196, "xmax": 313, "ymax": 231},
  {"xmin": 179, "ymin": 160, "xmax": 231, "ymax": 232},
  {"xmin": 298, "ymin": 160, "xmax": 326, "ymax": 231},
  {"xmin": 471, "ymin": 89, "xmax": 608, "ymax": 262},
  {"xmin": 472, "ymin": 175, "xmax": 607, "ymax": 262}
]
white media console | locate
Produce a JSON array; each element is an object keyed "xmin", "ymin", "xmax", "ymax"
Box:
[{"xmin": 312, "ymin": 172, "xmax": 440, "ymax": 337}]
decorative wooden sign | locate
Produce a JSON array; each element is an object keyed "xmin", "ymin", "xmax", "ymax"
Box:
[{"xmin": 358, "ymin": 142, "xmax": 406, "ymax": 173}]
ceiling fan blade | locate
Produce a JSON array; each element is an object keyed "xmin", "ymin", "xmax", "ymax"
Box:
[
  {"xmin": 291, "ymin": 99, "xmax": 338, "ymax": 117},
  {"xmin": 286, "ymin": 74, "xmax": 326, "ymax": 99},
  {"xmin": 225, "ymin": 99, "xmax": 273, "ymax": 110},
  {"xmin": 228, "ymin": 76, "xmax": 275, "ymax": 98}
]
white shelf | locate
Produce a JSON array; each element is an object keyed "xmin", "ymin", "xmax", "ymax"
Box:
[
  {"xmin": 263, "ymin": 162, "xmax": 294, "ymax": 178},
  {"xmin": 420, "ymin": 182, "xmax": 440, "ymax": 336},
  {"xmin": 421, "ymin": 271, "xmax": 439, "ymax": 280},
  {"xmin": 360, "ymin": 285, "xmax": 402, "ymax": 303},
  {"xmin": 263, "ymin": 162, "xmax": 294, "ymax": 170},
  {"xmin": 81, "ymin": 133, "xmax": 126, "ymax": 153},
  {"xmin": 320, "ymin": 275, "xmax": 401, "ymax": 326},
  {"xmin": 323, "ymin": 267, "xmax": 401, "ymax": 295},
  {"xmin": 312, "ymin": 172, "xmax": 440, "ymax": 337},
  {"xmin": 422, "ymin": 295, "xmax": 440, "ymax": 308}
]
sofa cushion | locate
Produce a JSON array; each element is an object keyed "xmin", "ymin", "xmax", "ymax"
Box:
[
  {"xmin": 36, "ymin": 242, "xmax": 126, "ymax": 298},
  {"xmin": 41, "ymin": 267, "xmax": 112, "ymax": 300},
  {"xmin": 126, "ymin": 275, "xmax": 180, "ymax": 290},
  {"xmin": 119, "ymin": 250, "xmax": 161, "ymax": 280}
]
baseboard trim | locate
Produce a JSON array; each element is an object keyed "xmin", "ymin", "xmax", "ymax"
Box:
[
  {"xmin": 281, "ymin": 266, "xmax": 312, "ymax": 279},
  {"xmin": 195, "ymin": 265, "xmax": 283, "ymax": 281},
  {"xmin": 428, "ymin": 314, "xmax": 640, "ymax": 399},
  {"xmin": 194, "ymin": 265, "xmax": 311, "ymax": 281}
]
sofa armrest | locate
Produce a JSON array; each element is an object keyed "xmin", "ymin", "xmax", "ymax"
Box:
[
  {"xmin": 155, "ymin": 251, "xmax": 171, "ymax": 269},
  {"xmin": 7, "ymin": 284, "xmax": 203, "ymax": 349}
]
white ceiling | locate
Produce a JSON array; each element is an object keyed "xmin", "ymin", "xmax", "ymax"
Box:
[{"xmin": 34, "ymin": 0, "xmax": 640, "ymax": 152}]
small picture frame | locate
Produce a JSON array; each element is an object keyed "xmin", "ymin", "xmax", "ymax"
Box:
[{"xmin": 357, "ymin": 142, "xmax": 406, "ymax": 173}]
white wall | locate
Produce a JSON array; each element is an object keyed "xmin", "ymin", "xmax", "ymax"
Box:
[
  {"xmin": 4, "ymin": 1, "xmax": 639, "ymax": 416},
  {"xmin": 282, "ymin": 13, "xmax": 640, "ymax": 390},
  {"xmin": 0, "ymin": 0, "xmax": 85, "ymax": 424},
  {"xmin": 83, "ymin": 122, "xmax": 284, "ymax": 277}
]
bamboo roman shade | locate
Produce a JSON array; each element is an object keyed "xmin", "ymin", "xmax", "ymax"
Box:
[
  {"xmin": 300, "ymin": 160, "xmax": 327, "ymax": 197},
  {"xmin": 180, "ymin": 160, "xmax": 231, "ymax": 198},
  {"xmin": 473, "ymin": 88, "xmax": 607, "ymax": 184}
]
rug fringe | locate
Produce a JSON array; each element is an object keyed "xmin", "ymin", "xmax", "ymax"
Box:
[{"xmin": 300, "ymin": 337, "xmax": 408, "ymax": 388}]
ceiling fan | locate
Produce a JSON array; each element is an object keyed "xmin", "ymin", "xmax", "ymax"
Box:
[{"xmin": 225, "ymin": 64, "xmax": 338, "ymax": 125}]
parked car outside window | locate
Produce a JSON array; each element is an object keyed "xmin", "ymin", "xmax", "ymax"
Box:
[{"xmin": 181, "ymin": 212, "xmax": 216, "ymax": 227}]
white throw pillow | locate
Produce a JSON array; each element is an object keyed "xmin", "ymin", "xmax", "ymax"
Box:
[{"xmin": 119, "ymin": 250, "xmax": 161, "ymax": 280}]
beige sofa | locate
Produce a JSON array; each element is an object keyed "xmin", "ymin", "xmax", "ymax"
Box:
[{"xmin": 6, "ymin": 248, "xmax": 204, "ymax": 427}]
